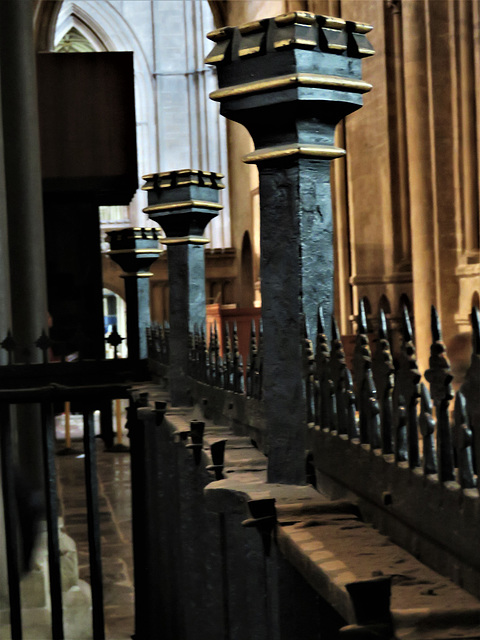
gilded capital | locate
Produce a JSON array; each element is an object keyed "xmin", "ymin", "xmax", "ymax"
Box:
[{"xmin": 142, "ymin": 169, "xmax": 224, "ymax": 242}]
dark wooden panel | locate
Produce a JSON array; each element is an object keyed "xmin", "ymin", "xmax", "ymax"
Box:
[{"xmin": 37, "ymin": 52, "xmax": 137, "ymax": 204}]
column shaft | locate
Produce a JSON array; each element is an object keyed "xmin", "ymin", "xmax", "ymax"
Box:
[
  {"xmin": 123, "ymin": 276, "xmax": 152, "ymax": 361},
  {"xmin": 458, "ymin": 0, "xmax": 480, "ymax": 252},
  {"xmin": 0, "ymin": 0, "xmax": 48, "ymax": 360},
  {"xmin": 0, "ymin": 72, "xmax": 11, "ymax": 363},
  {"xmin": 0, "ymin": 0, "xmax": 48, "ymax": 490},
  {"xmin": 402, "ymin": 0, "xmax": 436, "ymax": 371},
  {"xmin": 168, "ymin": 244, "xmax": 206, "ymax": 406}
]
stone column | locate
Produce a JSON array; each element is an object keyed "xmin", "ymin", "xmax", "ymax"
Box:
[
  {"xmin": 401, "ymin": 0, "xmax": 438, "ymax": 371},
  {"xmin": 207, "ymin": 11, "xmax": 373, "ymax": 483},
  {"xmin": 142, "ymin": 170, "xmax": 224, "ymax": 406},
  {"xmin": 107, "ymin": 228, "xmax": 161, "ymax": 361},
  {"xmin": 0, "ymin": 0, "xmax": 48, "ymax": 490},
  {"xmin": 0, "ymin": 0, "xmax": 48, "ymax": 360},
  {"xmin": 0, "ymin": 76, "xmax": 11, "ymax": 364}
]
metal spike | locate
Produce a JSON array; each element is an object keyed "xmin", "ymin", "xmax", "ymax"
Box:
[
  {"xmin": 402, "ymin": 305, "xmax": 413, "ymax": 342},
  {"xmin": 301, "ymin": 313, "xmax": 308, "ymax": 339},
  {"xmin": 317, "ymin": 306, "xmax": 325, "ymax": 335},
  {"xmin": 453, "ymin": 391, "xmax": 476, "ymax": 489},
  {"xmin": 472, "ymin": 306, "xmax": 480, "ymax": 355},
  {"xmin": 431, "ymin": 305, "xmax": 442, "ymax": 342},
  {"xmin": 378, "ymin": 308, "xmax": 388, "ymax": 340},
  {"xmin": 358, "ymin": 298, "xmax": 368, "ymax": 334},
  {"xmin": 418, "ymin": 383, "xmax": 437, "ymax": 475},
  {"xmin": 331, "ymin": 315, "xmax": 341, "ymax": 342},
  {"xmin": 208, "ymin": 439, "xmax": 227, "ymax": 480}
]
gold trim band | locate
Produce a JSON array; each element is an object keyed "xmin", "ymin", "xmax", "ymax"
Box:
[
  {"xmin": 143, "ymin": 200, "xmax": 223, "ymax": 214},
  {"xmin": 273, "ymin": 38, "xmax": 317, "ymax": 49},
  {"xmin": 121, "ymin": 272, "xmax": 154, "ymax": 278},
  {"xmin": 243, "ymin": 143, "xmax": 346, "ymax": 163},
  {"xmin": 239, "ymin": 46, "xmax": 262, "ymax": 57},
  {"xmin": 274, "ymin": 11, "xmax": 317, "ymax": 26},
  {"xmin": 210, "ymin": 73, "xmax": 372, "ymax": 101},
  {"xmin": 161, "ymin": 236, "xmax": 210, "ymax": 246}
]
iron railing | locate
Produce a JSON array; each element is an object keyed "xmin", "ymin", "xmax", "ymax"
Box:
[
  {"xmin": 147, "ymin": 303, "xmax": 480, "ymax": 590},
  {"xmin": 0, "ymin": 383, "xmax": 131, "ymax": 640}
]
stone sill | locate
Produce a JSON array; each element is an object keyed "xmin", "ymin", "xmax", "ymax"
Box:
[{"xmin": 276, "ymin": 503, "xmax": 480, "ymax": 639}]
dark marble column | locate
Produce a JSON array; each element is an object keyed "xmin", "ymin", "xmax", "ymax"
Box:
[
  {"xmin": 207, "ymin": 11, "xmax": 374, "ymax": 484},
  {"xmin": 0, "ymin": 0, "xmax": 48, "ymax": 360},
  {"xmin": 107, "ymin": 228, "xmax": 161, "ymax": 361},
  {"xmin": 0, "ymin": 0, "xmax": 49, "ymax": 490},
  {"xmin": 142, "ymin": 170, "xmax": 224, "ymax": 406},
  {"xmin": 0, "ymin": 79, "xmax": 11, "ymax": 365}
]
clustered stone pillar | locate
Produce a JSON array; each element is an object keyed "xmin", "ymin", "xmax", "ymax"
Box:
[
  {"xmin": 107, "ymin": 228, "xmax": 161, "ymax": 360},
  {"xmin": 142, "ymin": 170, "xmax": 224, "ymax": 406},
  {"xmin": 206, "ymin": 11, "xmax": 374, "ymax": 484}
]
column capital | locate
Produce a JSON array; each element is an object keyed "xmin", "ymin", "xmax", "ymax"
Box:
[
  {"xmin": 107, "ymin": 227, "xmax": 161, "ymax": 276},
  {"xmin": 142, "ymin": 169, "xmax": 224, "ymax": 244},
  {"xmin": 206, "ymin": 11, "xmax": 374, "ymax": 163}
]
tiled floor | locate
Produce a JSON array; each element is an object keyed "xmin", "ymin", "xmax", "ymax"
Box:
[{"xmin": 55, "ymin": 412, "xmax": 134, "ymax": 640}]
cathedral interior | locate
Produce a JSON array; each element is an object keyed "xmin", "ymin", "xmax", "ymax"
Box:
[{"xmin": 0, "ymin": 0, "xmax": 480, "ymax": 638}]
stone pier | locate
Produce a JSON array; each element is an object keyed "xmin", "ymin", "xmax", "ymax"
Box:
[
  {"xmin": 142, "ymin": 170, "xmax": 224, "ymax": 406},
  {"xmin": 107, "ymin": 228, "xmax": 161, "ymax": 361},
  {"xmin": 206, "ymin": 11, "xmax": 374, "ymax": 483}
]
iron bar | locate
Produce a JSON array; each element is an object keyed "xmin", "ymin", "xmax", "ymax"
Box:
[
  {"xmin": 83, "ymin": 410, "xmax": 105, "ymax": 640},
  {"xmin": 41, "ymin": 401, "xmax": 64, "ymax": 639},
  {"xmin": 0, "ymin": 402, "xmax": 23, "ymax": 640}
]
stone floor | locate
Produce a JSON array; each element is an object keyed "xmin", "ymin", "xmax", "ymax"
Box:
[{"xmin": 55, "ymin": 411, "xmax": 134, "ymax": 640}]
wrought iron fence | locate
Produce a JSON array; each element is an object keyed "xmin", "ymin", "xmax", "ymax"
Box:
[
  {"xmin": 147, "ymin": 302, "xmax": 480, "ymax": 586},
  {"xmin": 306, "ymin": 302, "xmax": 480, "ymax": 484},
  {"xmin": 148, "ymin": 319, "xmax": 264, "ymax": 399},
  {"xmin": 0, "ymin": 383, "xmax": 130, "ymax": 640}
]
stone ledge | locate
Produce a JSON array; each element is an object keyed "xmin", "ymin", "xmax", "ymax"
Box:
[{"xmin": 277, "ymin": 508, "xmax": 480, "ymax": 639}]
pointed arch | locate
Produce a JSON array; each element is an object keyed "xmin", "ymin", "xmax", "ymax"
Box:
[
  {"xmin": 53, "ymin": 1, "xmax": 157, "ymax": 225},
  {"xmin": 34, "ymin": 0, "xmax": 230, "ymax": 245}
]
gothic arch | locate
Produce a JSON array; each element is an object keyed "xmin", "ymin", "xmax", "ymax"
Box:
[
  {"xmin": 34, "ymin": 0, "xmax": 63, "ymax": 51},
  {"xmin": 53, "ymin": 1, "xmax": 157, "ymax": 188},
  {"xmin": 34, "ymin": 0, "xmax": 230, "ymax": 247}
]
